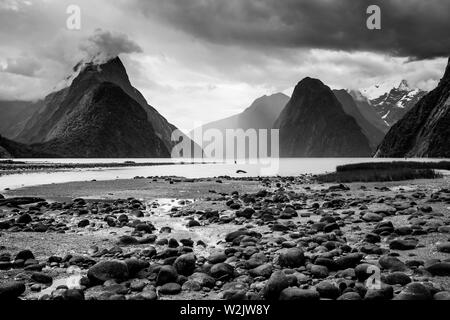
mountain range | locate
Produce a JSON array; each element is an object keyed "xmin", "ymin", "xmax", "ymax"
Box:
[
  {"xmin": 0, "ymin": 57, "xmax": 200, "ymax": 158},
  {"xmin": 370, "ymin": 80, "xmax": 427, "ymax": 127},
  {"xmin": 0, "ymin": 54, "xmax": 448, "ymax": 159},
  {"xmin": 376, "ymin": 58, "xmax": 450, "ymax": 158}
]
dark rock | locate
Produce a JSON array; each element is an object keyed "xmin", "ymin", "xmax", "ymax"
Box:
[
  {"xmin": 379, "ymin": 255, "xmax": 407, "ymax": 271},
  {"xmin": 87, "ymin": 260, "xmax": 129, "ymax": 284},
  {"xmin": 335, "ymin": 253, "xmax": 363, "ymax": 270},
  {"xmin": 174, "ymin": 253, "xmax": 196, "ymax": 276},
  {"xmin": 310, "ymin": 264, "xmax": 329, "ymax": 278},
  {"xmin": 237, "ymin": 207, "xmax": 255, "ymax": 219},
  {"xmin": 394, "ymin": 283, "xmax": 432, "ymax": 300},
  {"xmin": 156, "ymin": 265, "xmax": 178, "ymax": 286},
  {"xmin": 225, "ymin": 229, "xmax": 249, "ymax": 242},
  {"xmin": 425, "ymin": 262, "xmax": 450, "ymax": 276},
  {"xmin": 362, "ymin": 212, "xmax": 383, "ymax": 222},
  {"xmin": 263, "ymin": 270, "xmax": 289, "ymax": 300},
  {"xmin": 279, "ymin": 248, "xmax": 305, "ymax": 268},
  {"xmin": 207, "ymin": 252, "xmax": 228, "ymax": 264},
  {"xmin": 249, "ymin": 263, "xmax": 273, "ymax": 278},
  {"xmin": 0, "ymin": 281, "xmax": 25, "ymax": 299},
  {"xmin": 433, "ymin": 291, "xmax": 450, "ymax": 300},
  {"xmin": 315, "ymin": 281, "xmax": 340, "ymax": 299},
  {"xmin": 364, "ymin": 233, "xmax": 381, "ymax": 243},
  {"xmin": 210, "ymin": 263, "xmax": 234, "ymax": 280},
  {"xmin": 77, "ymin": 219, "xmax": 90, "ymax": 228},
  {"xmin": 135, "ymin": 223, "xmax": 153, "ymax": 233},
  {"xmin": 117, "ymin": 235, "xmax": 139, "ymax": 245},
  {"xmin": 279, "ymin": 288, "xmax": 320, "ymax": 300},
  {"xmin": 189, "ymin": 272, "xmax": 215, "ymax": 288},
  {"xmin": 437, "ymin": 242, "xmax": 450, "ymax": 253},
  {"xmin": 15, "ymin": 249, "xmax": 34, "ymax": 261},
  {"xmin": 337, "ymin": 292, "xmax": 362, "ymax": 300},
  {"xmin": 355, "ymin": 263, "xmax": 376, "ymax": 281},
  {"xmin": 384, "ymin": 272, "xmax": 412, "ymax": 286},
  {"xmin": 63, "ymin": 289, "xmax": 85, "ymax": 300},
  {"xmin": 31, "ymin": 272, "xmax": 53, "ymax": 284},
  {"xmin": 124, "ymin": 258, "xmax": 149, "ymax": 277},
  {"xmin": 158, "ymin": 282, "xmax": 182, "ymax": 295},
  {"xmin": 389, "ymin": 239, "xmax": 418, "ymax": 250},
  {"xmin": 364, "ymin": 284, "xmax": 394, "ymax": 300},
  {"xmin": 16, "ymin": 213, "xmax": 32, "ymax": 224}
]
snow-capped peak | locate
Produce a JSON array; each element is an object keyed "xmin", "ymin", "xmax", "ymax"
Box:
[{"xmin": 397, "ymin": 79, "xmax": 411, "ymax": 91}]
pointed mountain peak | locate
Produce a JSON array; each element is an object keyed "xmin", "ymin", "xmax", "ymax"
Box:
[
  {"xmin": 291, "ymin": 77, "xmax": 327, "ymax": 97},
  {"xmin": 397, "ymin": 79, "xmax": 410, "ymax": 91}
]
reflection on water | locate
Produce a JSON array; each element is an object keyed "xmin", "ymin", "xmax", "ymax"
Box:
[{"xmin": 0, "ymin": 158, "xmax": 448, "ymax": 190}]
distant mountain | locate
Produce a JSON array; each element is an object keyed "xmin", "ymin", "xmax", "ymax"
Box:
[
  {"xmin": 370, "ymin": 80, "xmax": 427, "ymax": 126},
  {"xmin": 197, "ymin": 93, "xmax": 289, "ymax": 133},
  {"xmin": 0, "ymin": 100, "xmax": 43, "ymax": 139},
  {"xmin": 376, "ymin": 58, "xmax": 450, "ymax": 158},
  {"xmin": 348, "ymin": 90, "xmax": 390, "ymax": 134},
  {"xmin": 273, "ymin": 78, "xmax": 372, "ymax": 157},
  {"xmin": 14, "ymin": 57, "xmax": 199, "ymax": 157},
  {"xmin": 333, "ymin": 90, "xmax": 385, "ymax": 150},
  {"xmin": 0, "ymin": 135, "xmax": 55, "ymax": 158},
  {"xmin": 191, "ymin": 93, "xmax": 289, "ymax": 158}
]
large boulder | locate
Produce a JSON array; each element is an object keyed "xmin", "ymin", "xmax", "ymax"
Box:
[
  {"xmin": 263, "ymin": 270, "xmax": 289, "ymax": 300},
  {"xmin": 278, "ymin": 248, "xmax": 305, "ymax": 268},
  {"xmin": 0, "ymin": 281, "xmax": 26, "ymax": 299},
  {"xmin": 174, "ymin": 253, "xmax": 196, "ymax": 276},
  {"xmin": 279, "ymin": 288, "xmax": 320, "ymax": 300},
  {"xmin": 87, "ymin": 260, "xmax": 129, "ymax": 284}
]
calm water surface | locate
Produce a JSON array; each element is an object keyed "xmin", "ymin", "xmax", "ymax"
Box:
[{"xmin": 0, "ymin": 158, "xmax": 447, "ymax": 190}]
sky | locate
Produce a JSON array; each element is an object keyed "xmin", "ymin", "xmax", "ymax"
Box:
[{"xmin": 0, "ymin": 0, "xmax": 449, "ymax": 131}]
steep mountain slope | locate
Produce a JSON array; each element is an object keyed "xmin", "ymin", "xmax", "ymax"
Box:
[
  {"xmin": 370, "ymin": 80, "xmax": 427, "ymax": 126},
  {"xmin": 0, "ymin": 135, "xmax": 56, "ymax": 158},
  {"xmin": 16, "ymin": 57, "xmax": 199, "ymax": 157},
  {"xmin": 33, "ymin": 82, "xmax": 169, "ymax": 158},
  {"xmin": 349, "ymin": 90, "xmax": 390, "ymax": 134},
  {"xmin": 0, "ymin": 100, "xmax": 43, "ymax": 139},
  {"xmin": 273, "ymin": 78, "xmax": 372, "ymax": 157},
  {"xmin": 376, "ymin": 58, "xmax": 450, "ymax": 158},
  {"xmin": 333, "ymin": 90, "xmax": 385, "ymax": 150}
]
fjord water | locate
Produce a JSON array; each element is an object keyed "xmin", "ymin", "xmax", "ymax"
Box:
[{"xmin": 1, "ymin": 157, "xmax": 448, "ymax": 190}]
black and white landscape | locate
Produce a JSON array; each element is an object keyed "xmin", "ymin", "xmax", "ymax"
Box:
[{"xmin": 0, "ymin": 0, "xmax": 450, "ymax": 304}]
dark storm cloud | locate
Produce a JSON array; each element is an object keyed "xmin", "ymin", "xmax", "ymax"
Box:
[{"xmin": 133, "ymin": 0, "xmax": 450, "ymax": 59}]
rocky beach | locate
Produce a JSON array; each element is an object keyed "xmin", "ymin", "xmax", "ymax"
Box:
[{"xmin": 1, "ymin": 175, "xmax": 450, "ymax": 300}]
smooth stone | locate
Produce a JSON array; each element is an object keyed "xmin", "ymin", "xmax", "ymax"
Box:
[
  {"xmin": 279, "ymin": 288, "xmax": 320, "ymax": 300},
  {"xmin": 315, "ymin": 280, "xmax": 340, "ymax": 299},
  {"xmin": 383, "ymin": 272, "xmax": 412, "ymax": 286},
  {"xmin": 379, "ymin": 255, "xmax": 407, "ymax": 271},
  {"xmin": 425, "ymin": 262, "xmax": 450, "ymax": 276},
  {"xmin": 0, "ymin": 281, "xmax": 26, "ymax": 299},
  {"xmin": 31, "ymin": 272, "xmax": 53, "ymax": 284},
  {"xmin": 210, "ymin": 263, "xmax": 234, "ymax": 280},
  {"xmin": 437, "ymin": 242, "xmax": 450, "ymax": 253},
  {"xmin": 158, "ymin": 282, "xmax": 181, "ymax": 295},
  {"xmin": 278, "ymin": 248, "xmax": 305, "ymax": 268},
  {"xmin": 337, "ymin": 292, "xmax": 362, "ymax": 300},
  {"xmin": 263, "ymin": 270, "xmax": 289, "ymax": 300},
  {"xmin": 394, "ymin": 283, "xmax": 432, "ymax": 300},
  {"xmin": 174, "ymin": 253, "xmax": 196, "ymax": 276},
  {"xmin": 87, "ymin": 260, "xmax": 129, "ymax": 284},
  {"xmin": 389, "ymin": 239, "xmax": 418, "ymax": 250},
  {"xmin": 156, "ymin": 265, "xmax": 178, "ymax": 286}
]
